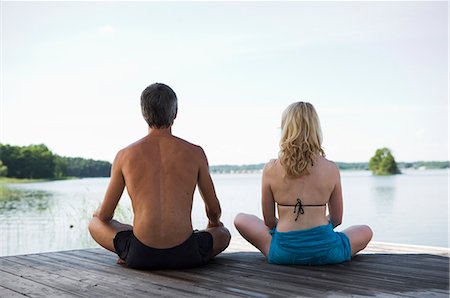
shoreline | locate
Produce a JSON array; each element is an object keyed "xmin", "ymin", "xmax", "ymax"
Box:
[{"xmin": 0, "ymin": 177, "xmax": 80, "ymax": 185}]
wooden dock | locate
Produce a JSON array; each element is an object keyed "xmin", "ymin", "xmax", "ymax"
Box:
[{"xmin": 0, "ymin": 237, "xmax": 448, "ymax": 297}]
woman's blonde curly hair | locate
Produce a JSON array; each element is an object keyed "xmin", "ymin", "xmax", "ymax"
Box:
[{"xmin": 279, "ymin": 102, "xmax": 325, "ymax": 177}]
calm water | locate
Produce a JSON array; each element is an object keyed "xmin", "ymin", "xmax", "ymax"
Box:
[{"xmin": 0, "ymin": 170, "xmax": 448, "ymax": 256}]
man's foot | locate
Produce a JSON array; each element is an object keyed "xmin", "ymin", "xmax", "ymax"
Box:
[{"xmin": 117, "ymin": 258, "xmax": 126, "ymax": 265}]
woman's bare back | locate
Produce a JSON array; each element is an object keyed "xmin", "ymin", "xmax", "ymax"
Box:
[{"xmin": 264, "ymin": 156, "xmax": 341, "ymax": 232}]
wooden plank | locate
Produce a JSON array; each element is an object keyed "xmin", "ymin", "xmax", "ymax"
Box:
[
  {"xmin": 80, "ymin": 253, "xmax": 269, "ymax": 298},
  {"xmin": 76, "ymin": 248, "xmax": 449, "ymax": 297},
  {"xmin": 0, "ymin": 286, "xmax": 27, "ymax": 298},
  {"xmin": 37, "ymin": 250, "xmax": 241, "ymax": 297},
  {"xmin": 0, "ymin": 269, "xmax": 79, "ymax": 298},
  {"xmin": 77, "ymin": 249, "xmax": 342, "ymax": 297},
  {"xmin": 28, "ymin": 254, "xmax": 205, "ymax": 298},
  {"xmin": 219, "ymin": 259, "xmax": 405, "ymax": 296},
  {"xmin": 215, "ymin": 252, "xmax": 448, "ymax": 296},
  {"xmin": 69, "ymin": 249, "xmax": 325, "ymax": 297},
  {"xmin": 0, "ymin": 258, "xmax": 89, "ymax": 297},
  {"xmin": 6, "ymin": 256, "xmax": 135, "ymax": 298},
  {"xmin": 0, "ymin": 240, "xmax": 448, "ymax": 298}
]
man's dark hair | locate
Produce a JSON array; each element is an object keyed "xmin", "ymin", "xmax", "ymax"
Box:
[{"xmin": 140, "ymin": 83, "xmax": 178, "ymax": 128}]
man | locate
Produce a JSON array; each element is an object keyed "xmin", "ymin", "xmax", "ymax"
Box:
[{"xmin": 88, "ymin": 83, "xmax": 231, "ymax": 269}]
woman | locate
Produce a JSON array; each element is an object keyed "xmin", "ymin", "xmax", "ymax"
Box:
[{"xmin": 234, "ymin": 102, "xmax": 372, "ymax": 265}]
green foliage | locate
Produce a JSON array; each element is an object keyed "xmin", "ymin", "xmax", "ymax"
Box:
[
  {"xmin": 0, "ymin": 144, "xmax": 56, "ymax": 178},
  {"xmin": 0, "ymin": 143, "xmax": 111, "ymax": 179},
  {"xmin": 0, "ymin": 160, "xmax": 7, "ymax": 177},
  {"xmin": 63, "ymin": 157, "xmax": 111, "ymax": 177},
  {"xmin": 369, "ymin": 148, "xmax": 401, "ymax": 175},
  {"xmin": 54, "ymin": 155, "xmax": 68, "ymax": 178}
]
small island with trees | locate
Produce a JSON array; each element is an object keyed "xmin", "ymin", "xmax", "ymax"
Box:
[{"xmin": 369, "ymin": 147, "xmax": 401, "ymax": 176}]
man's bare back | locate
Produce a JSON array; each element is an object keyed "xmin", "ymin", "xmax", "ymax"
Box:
[
  {"xmin": 116, "ymin": 131, "xmax": 220, "ymax": 248},
  {"xmin": 88, "ymin": 83, "xmax": 230, "ymax": 270}
]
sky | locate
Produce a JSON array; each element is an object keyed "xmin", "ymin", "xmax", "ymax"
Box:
[{"xmin": 1, "ymin": 1, "xmax": 448, "ymax": 165}]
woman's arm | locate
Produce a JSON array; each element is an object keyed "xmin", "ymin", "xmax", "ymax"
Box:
[
  {"xmin": 262, "ymin": 162, "xmax": 277, "ymax": 229},
  {"xmin": 328, "ymin": 165, "xmax": 343, "ymax": 228},
  {"xmin": 94, "ymin": 150, "xmax": 126, "ymax": 222}
]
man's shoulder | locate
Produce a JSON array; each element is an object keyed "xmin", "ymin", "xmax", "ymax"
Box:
[
  {"xmin": 114, "ymin": 137, "xmax": 147, "ymax": 162},
  {"xmin": 117, "ymin": 139, "xmax": 142, "ymax": 155},
  {"xmin": 172, "ymin": 135, "xmax": 197, "ymax": 146},
  {"xmin": 172, "ymin": 136, "xmax": 204, "ymax": 154}
]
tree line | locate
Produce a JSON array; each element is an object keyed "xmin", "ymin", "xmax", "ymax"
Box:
[
  {"xmin": 209, "ymin": 157, "xmax": 448, "ymax": 175},
  {"xmin": 0, "ymin": 144, "xmax": 111, "ymax": 179},
  {"xmin": 1, "ymin": 144, "xmax": 448, "ymax": 179},
  {"xmin": 209, "ymin": 162, "xmax": 371, "ymax": 173}
]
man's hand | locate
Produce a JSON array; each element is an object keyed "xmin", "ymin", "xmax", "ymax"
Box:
[
  {"xmin": 92, "ymin": 209, "xmax": 112, "ymax": 222},
  {"xmin": 207, "ymin": 220, "xmax": 224, "ymax": 228}
]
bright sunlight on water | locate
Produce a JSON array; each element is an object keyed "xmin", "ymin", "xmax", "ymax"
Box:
[{"xmin": 0, "ymin": 169, "xmax": 448, "ymax": 256}]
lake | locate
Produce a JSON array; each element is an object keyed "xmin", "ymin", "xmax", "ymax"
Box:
[{"xmin": 0, "ymin": 169, "xmax": 448, "ymax": 256}]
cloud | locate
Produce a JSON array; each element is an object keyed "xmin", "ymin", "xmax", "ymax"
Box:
[{"xmin": 97, "ymin": 25, "xmax": 115, "ymax": 35}]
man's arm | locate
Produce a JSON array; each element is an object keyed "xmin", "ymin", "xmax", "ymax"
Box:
[
  {"xmin": 94, "ymin": 150, "xmax": 126, "ymax": 222},
  {"xmin": 197, "ymin": 147, "xmax": 222, "ymax": 227}
]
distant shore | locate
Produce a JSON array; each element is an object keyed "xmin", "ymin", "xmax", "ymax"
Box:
[
  {"xmin": 1, "ymin": 162, "xmax": 448, "ymax": 182},
  {"xmin": 209, "ymin": 161, "xmax": 449, "ymax": 174}
]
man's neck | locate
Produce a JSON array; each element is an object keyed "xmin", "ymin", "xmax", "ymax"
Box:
[{"xmin": 148, "ymin": 127, "xmax": 172, "ymax": 136}]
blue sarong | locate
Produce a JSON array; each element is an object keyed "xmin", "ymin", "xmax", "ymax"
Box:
[{"xmin": 268, "ymin": 222, "xmax": 352, "ymax": 265}]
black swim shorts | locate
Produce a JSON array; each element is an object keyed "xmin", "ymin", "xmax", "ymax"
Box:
[{"xmin": 113, "ymin": 230, "xmax": 213, "ymax": 270}]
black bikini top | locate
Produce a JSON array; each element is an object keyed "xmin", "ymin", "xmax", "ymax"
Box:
[{"xmin": 278, "ymin": 198, "xmax": 326, "ymax": 221}]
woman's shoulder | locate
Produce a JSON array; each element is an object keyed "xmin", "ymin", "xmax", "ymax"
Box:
[
  {"xmin": 264, "ymin": 158, "xmax": 278, "ymax": 168},
  {"xmin": 316, "ymin": 156, "xmax": 339, "ymax": 172},
  {"xmin": 263, "ymin": 159, "xmax": 280, "ymax": 174}
]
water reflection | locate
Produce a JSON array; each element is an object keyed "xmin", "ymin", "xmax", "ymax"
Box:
[
  {"xmin": 0, "ymin": 180, "xmax": 134, "ymax": 256},
  {"xmin": 370, "ymin": 177, "xmax": 396, "ymax": 207},
  {"xmin": 0, "ymin": 185, "xmax": 52, "ymax": 212}
]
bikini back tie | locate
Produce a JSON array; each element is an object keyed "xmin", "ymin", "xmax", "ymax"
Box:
[
  {"xmin": 278, "ymin": 198, "xmax": 326, "ymax": 221},
  {"xmin": 294, "ymin": 198, "xmax": 305, "ymax": 221}
]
